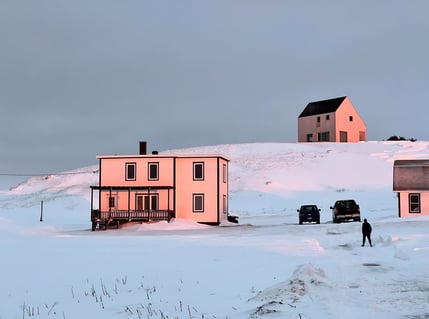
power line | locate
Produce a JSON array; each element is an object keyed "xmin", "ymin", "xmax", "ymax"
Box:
[{"xmin": 0, "ymin": 170, "xmax": 98, "ymax": 177}]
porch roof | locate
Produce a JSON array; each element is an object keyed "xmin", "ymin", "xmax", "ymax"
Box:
[{"xmin": 90, "ymin": 185, "xmax": 174, "ymax": 191}]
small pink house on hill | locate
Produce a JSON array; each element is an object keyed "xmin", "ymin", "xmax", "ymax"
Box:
[
  {"xmin": 393, "ymin": 159, "xmax": 429, "ymax": 218},
  {"xmin": 298, "ymin": 96, "xmax": 367, "ymax": 143},
  {"xmin": 90, "ymin": 142, "xmax": 231, "ymax": 230}
]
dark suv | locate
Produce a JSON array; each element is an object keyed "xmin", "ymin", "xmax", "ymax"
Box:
[
  {"xmin": 330, "ymin": 200, "xmax": 361, "ymax": 223},
  {"xmin": 297, "ymin": 205, "xmax": 321, "ymax": 224}
]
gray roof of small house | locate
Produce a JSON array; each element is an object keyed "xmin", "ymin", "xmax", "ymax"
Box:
[
  {"xmin": 393, "ymin": 159, "xmax": 429, "ymax": 191},
  {"xmin": 298, "ymin": 96, "xmax": 347, "ymax": 118}
]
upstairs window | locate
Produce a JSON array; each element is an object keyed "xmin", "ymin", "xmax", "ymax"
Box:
[
  {"xmin": 326, "ymin": 115, "xmax": 330, "ymax": 120},
  {"xmin": 148, "ymin": 162, "xmax": 159, "ymax": 181},
  {"xmin": 193, "ymin": 162, "xmax": 204, "ymax": 181},
  {"xmin": 349, "ymin": 116, "xmax": 353, "ymax": 122},
  {"xmin": 223, "ymin": 164, "xmax": 227, "ymax": 183},
  {"xmin": 125, "ymin": 162, "xmax": 136, "ymax": 181},
  {"xmin": 317, "ymin": 116, "xmax": 321, "ymax": 123}
]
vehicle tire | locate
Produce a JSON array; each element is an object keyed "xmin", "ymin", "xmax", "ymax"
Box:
[
  {"xmin": 299, "ymin": 219, "xmax": 303, "ymax": 225},
  {"xmin": 316, "ymin": 219, "xmax": 320, "ymax": 224}
]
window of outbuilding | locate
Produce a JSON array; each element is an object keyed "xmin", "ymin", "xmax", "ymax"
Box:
[{"xmin": 409, "ymin": 193, "xmax": 421, "ymax": 213}]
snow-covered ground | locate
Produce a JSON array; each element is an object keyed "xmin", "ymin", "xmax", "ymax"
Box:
[{"xmin": 1, "ymin": 141, "xmax": 429, "ymax": 318}]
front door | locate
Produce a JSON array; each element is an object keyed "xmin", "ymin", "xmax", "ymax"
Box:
[{"xmin": 136, "ymin": 194, "xmax": 158, "ymax": 211}]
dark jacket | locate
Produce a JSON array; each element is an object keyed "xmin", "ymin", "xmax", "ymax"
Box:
[{"xmin": 362, "ymin": 220, "xmax": 372, "ymax": 235}]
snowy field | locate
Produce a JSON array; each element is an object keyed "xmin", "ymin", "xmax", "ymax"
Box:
[{"xmin": 1, "ymin": 141, "xmax": 429, "ymax": 319}]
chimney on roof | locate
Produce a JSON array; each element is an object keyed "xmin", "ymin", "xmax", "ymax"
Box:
[{"xmin": 139, "ymin": 141, "xmax": 147, "ymax": 155}]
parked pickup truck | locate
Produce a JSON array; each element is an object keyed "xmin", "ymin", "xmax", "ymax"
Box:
[
  {"xmin": 297, "ymin": 205, "xmax": 321, "ymax": 224},
  {"xmin": 330, "ymin": 200, "xmax": 361, "ymax": 223}
]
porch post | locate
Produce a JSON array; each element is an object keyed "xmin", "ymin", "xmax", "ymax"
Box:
[
  {"xmin": 148, "ymin": 187, "xmax": 151, "ymax": 220},
  {"xmin": 128, "ymin": 188, "xmax": 131, "ymax": 221},
  {"xmin": 90, "ymin": 187, "xmax": 94, "ymax": 219}
]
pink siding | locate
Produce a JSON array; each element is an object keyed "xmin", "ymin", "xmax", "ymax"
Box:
[
  {"xmin": 298, "ymin": 97, "xmax": 367, "ymax": 143},
  {"xmin": 334, "ymin": 98, "xmax": 367, "ymax": 142},
  {"xmin": 397, "ymin": 192, "xmax": 429, "ymax": 218},
  {"xmin": 96, "ymin": 154, "xmax": 229, "ymax": 224},
  {"xmin": 100, "ymin": 157, "xmax": 174, "ymax": 187},
  {"xmin": 175, "ymin": 157, "xmax": 228, "ymax": 223},
  {"xmin": 298, "ymin": 112, "xmax": 336, "ymax": 142}
]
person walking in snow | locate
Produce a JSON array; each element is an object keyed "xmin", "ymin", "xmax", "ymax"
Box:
[{"xmin": 361, "ymin": 218, "xmax": 372, "ymax": 247}]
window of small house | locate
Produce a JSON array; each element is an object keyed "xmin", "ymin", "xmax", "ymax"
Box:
[
  {"xmin": 409, "ymin": 193, "xmax": 421, "ymax": 213},
  {"xmin": 223, "ymin": 195, "xmax": 227, "ymax": 214},
  {"xmin": 125, "ymin": 162, "xmax": 136, "ymax": 181},
  {"xmin": 193, "ymin": 162, "xmax": 204, "ymax": 181},
  {"xmin": 318, "ymin": 131, "xmax": 330, "ymax": 142},
  {"xmin": 349, "ymin": 116, "xmax": 353, "ymax": 122},
  {"xmin": 148, "ymin": 162, "xmax": 159, "ymax": 181},
  {"xmin": 223, "ymin": 164, "xmax": 227, "ymax": 183},
  {"xmin": 193, "ymin": 194, "xmax": 204, "ymax": 212}
]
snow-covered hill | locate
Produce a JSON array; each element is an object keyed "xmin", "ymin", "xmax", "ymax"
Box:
[{"xmin": 1, "ymin": 141, "xmax": 429, "ymax": 318}]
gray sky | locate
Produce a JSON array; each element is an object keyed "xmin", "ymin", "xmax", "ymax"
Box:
[{"xmin": 1, "ymin": 1, "xmax": 429, "ymax": 175}]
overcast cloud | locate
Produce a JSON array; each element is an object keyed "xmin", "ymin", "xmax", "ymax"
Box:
[{"xmin": 1, "ymin": 1, "xmax": 429, "ymax": 175}]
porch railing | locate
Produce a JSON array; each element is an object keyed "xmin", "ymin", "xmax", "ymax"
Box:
[{"xmin": 92, "ymin": 209, "xmax": 173, "ymax": 222}]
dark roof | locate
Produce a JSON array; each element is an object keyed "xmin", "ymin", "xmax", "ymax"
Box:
[
  {"xmin": 298, "ymin": 96, "xmax": 347, "ymax": 118},
  {"xmin": 393, "ymin": 159, "xmax": 429, "ymax": 191}
]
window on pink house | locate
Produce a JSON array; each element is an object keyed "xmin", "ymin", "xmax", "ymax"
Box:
[
  {"xmin": 193, "ymin": 162, "xmax": 204, "ymax": 181},
  {"xmin": 223, "ymin": 164, "xmax": 227, "ymax": 183},
  {"xmin": 109, "ymin": 196, "xmax": 115, "ymax": 208},
  {"xmin": 318, "ymin": 131, "xmax": 330, "ymax": 142},
  {"xmin": 193, "ymin": 194, "xmax": 204, "ymax": 212},
  {"xmin": 148, "ymin": 162, "xmax": 159, "ymax": 181},
  {"xmin": 125, "ymin": 162, "xmax": 136, "ymax": 181},
  {"xmin": 349, "ymin": 116, "xmax": 353, "ymax": 122},
  {"xmin": 409, "ymin": 193, "xmax": 420, "ymax": 213}
]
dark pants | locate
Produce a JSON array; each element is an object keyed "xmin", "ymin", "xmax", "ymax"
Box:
[{"xmin": 362, "ymin": 233, "xmax": 372, "ymax": 246}]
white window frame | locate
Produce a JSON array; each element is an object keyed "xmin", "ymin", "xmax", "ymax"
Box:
[
  {"xmin": 409, "ymin": 193, "xmax": 421, "ymax": 213},
  {"xmin": 193, "ymin": 162, "xmax": 204, "ymax": 181},
  {"xmin": 193, "ymin": 194, "xmax": 204, "ymax": 212},
  {"xmin": 148, "ymin": 162, "xmax": 159, "ymax": 181},
  {"xmin": 125, "ymin": 162, "xmax": 136, "ymax": 181}
]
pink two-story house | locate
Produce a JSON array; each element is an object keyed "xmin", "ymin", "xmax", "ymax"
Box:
[
  {"xmin": 90, "ymin": 142, "xmax": 231, "ymax": 230},
  {"xmin": 298, "ymin": 96, "xmax": 367, "ymax": 143}
]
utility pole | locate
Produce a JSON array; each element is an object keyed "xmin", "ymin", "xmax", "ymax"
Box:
[{"xmin": 40, "ymin": 200, "xmax": 43, "ymax": 222}]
